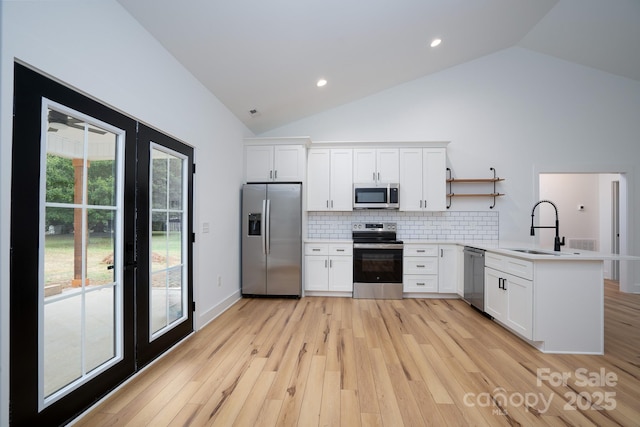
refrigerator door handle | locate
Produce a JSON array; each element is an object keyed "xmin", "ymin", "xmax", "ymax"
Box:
[
  {"xmin": 261, "ymin": 199, "xmax": 267, "ymax": 254},
  {"xmin": 265, "ymin": 199, "xmax": 271, "ymax": 254}
]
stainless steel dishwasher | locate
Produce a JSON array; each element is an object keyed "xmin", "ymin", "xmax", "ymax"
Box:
[{"xmin": 463, "ymin": 246, "xmax": 485, "ymax": 312}]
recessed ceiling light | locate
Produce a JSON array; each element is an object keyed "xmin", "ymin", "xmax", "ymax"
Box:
[
  {"xmin": 430, "ymin": 38, "xmax": 442, "ymax": 48},
  {"xmin": 316, "ymin": 79, "xmax": 327, "ymax": 88}
]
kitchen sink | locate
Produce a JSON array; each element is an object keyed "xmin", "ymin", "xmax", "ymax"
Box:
[{"xmin": 507, "ymin": 248, "xmax": 569, "ymax": 256}]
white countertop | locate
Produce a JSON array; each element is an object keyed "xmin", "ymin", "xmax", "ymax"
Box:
[{"xmin": 307, "ymin": 237, "xmax": 640, "ymax": 261}]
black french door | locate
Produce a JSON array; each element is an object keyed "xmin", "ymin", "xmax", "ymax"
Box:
[{"xmin": 10, "ymin": 63, "xmax": 193, "ymax": 426}]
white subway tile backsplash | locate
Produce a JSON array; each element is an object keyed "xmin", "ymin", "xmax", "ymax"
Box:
[{"xmin": 307, "ymin": 211, "xmax": 499, "ymax": 240}]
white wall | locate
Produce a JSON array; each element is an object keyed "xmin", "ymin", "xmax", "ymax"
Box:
[
  {"xmin": 262, "ymin": 47, "xmax": 640, "ymax": 293},
  {"xmin": 0, "ymin": 1, "xmax": 252, "ymax": 422}
]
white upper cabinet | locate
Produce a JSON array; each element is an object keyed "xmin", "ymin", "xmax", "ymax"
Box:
[
  {"xmin": 244, "ymin": 140, "xmax": 307, "ymax": 183},
  {"xmin": 399, "ymin": 147, "xmax": 446, "ymax": 211},
  {"xmin": 307, "ymin": 148, "xmax": 353, "ymax": 211},
  {"xmin": 353, "ymin": 148, "xmax": 399, "ymax": 184},
  {"xmin": 273, "ymin": 145, "xmax": 305, "ymax": 181},
  {"xmin": 244, "ymin": 145, "xmax": 274, "ymax": 183}
]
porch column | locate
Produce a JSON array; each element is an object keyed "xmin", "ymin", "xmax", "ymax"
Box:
[{"xmin": 71, "ymin": 158, "xmax": 90, "ymax": 287}]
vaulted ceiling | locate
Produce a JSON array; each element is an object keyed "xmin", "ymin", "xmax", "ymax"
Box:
[{"xmin": 116, "ymin": 0, "xmax": 640, "ymax": 134}]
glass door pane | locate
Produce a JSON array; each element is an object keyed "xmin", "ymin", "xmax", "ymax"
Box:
[
  {"xmin": 149, "ymin": 145, "xmax": 188, "ymax": 340},
  {"xmin": 41, "ymin": 103, "xmax": 123, "ymax": 407}
]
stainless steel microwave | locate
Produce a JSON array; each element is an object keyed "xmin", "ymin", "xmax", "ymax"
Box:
[{"xmin": 353, "ymin": 183, "xmax": 400, "ymax": 209}]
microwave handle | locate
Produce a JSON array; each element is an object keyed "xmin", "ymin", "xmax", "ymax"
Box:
[{"xmin": 387, "ymin": 184, "xmax": 391, "ymax": 205}]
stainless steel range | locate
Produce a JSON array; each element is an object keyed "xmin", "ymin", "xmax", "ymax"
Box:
[{"xmin": 352, "ymin": 222, "xmax": 403, "ymax": 299}]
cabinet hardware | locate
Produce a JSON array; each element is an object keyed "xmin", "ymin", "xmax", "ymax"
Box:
[
  {"xmin": 330, "ymin": 260, "xmax": 333, "ymax": 268},
  {"xmin": 312, "ymin": 248, "xmax": 321, "ymax": 252},
  {"xmin": 373, "ymin": 172, "xmax": 376, "ymax": 181},
  {"xmin": 417, "ymin": 264, "xmax": 425, "ymax": 268},
  {"xmin": 270, "ymin": 170, "xmax": 273, "ymax": 179},
  {"xmin": 336, "ymin": 249, "xmax": 344, "ymax": 252},
  {"xmin": 325, "ymin": 260, "xmax": 328, "ymax": 268},
  {"xmin": 377, "ymin": 172, "xmax": 380, "ymax": 181},
  {"xmin": 441, "ymin": 249, "xmax": 443, "ymax": 257},
  {"xmin": 331, "ymin": 200, "xmax": 334, "ymax": 208},
  {"xmin": 416, "ymin": 250, "xmax": 425, "ymax": 253},
  {"xmin": 417, "ymin": 282, "xmax": 425, "ymax": 286},
  {"xmin": 419, "ymin": 200, "xmax": 423, "ymax": 208},
  {"xmin": 274, "ymin": 170, "xmax": 278, "ymax": 179},
  {"xmin": 326, "ymin": 200, "xmax": 329, "ymax": 208}
]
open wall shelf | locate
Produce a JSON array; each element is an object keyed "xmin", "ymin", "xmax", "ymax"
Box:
[{"xmin": 446, "ymin": 167, "xmax": 504, "ymax": 209}]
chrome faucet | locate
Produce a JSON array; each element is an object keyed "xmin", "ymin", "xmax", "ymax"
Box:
[{"xmin": 530, "ymin": 200, "xmax": 565, "ymax": 251}]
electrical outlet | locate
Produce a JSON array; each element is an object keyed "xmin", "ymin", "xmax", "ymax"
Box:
[{"xmin": 217, "ymin": 275, "xmax": 222, "ymax": 287}]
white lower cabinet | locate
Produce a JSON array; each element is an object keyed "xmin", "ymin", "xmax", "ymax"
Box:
[
  {"xmin": 484, "ymin": 254, "xmax": 533, "ymax": 340},
  {"xmin": 403, "ymin": 244, "xmax": 438, "ymax": 293},
  {"xmin": 438, "ymin": 244, "xmax": 461, "ymax": 294},
  {"xmin": 304, "ymin": 243, "xmax": 353, "ymax": 293},
  {"xmin": 403, "ymin": 243, "xmax": 460, "ymax": 294}
]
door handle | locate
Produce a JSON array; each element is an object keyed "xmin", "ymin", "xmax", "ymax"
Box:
[
  {"xmin": 265, "ymin": 199, "xmax": 271, "ymax": 254},
  {"xmin": 261, "ymin": 199, "xmax": 267, "ymax": 254},
  {"xmin": 274, "ymin": 170, "xmax": 278, "ymax": 179}
]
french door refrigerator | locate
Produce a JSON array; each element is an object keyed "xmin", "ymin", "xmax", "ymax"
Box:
[{"xmin": 242, "ymin": 183, "xmax": 302, "ymax": 296}]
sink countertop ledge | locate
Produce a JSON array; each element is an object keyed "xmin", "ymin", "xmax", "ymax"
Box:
[{"xmin": 402, "ymin": 239, "xmax": 640, "ymax": 261}]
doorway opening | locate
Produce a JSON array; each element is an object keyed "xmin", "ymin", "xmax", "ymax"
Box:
[{"xmin": 537, "ymin": 170, "xmax": 630, "ymax": 292}]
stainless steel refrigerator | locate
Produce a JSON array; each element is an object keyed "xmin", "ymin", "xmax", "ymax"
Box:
[{"xmin": 242, "ymin": 183, "xmax": 302, "ymax": 297}]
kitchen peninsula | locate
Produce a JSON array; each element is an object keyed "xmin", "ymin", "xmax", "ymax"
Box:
[{"xmin": 466, "ymin": 244, "xmax": 612, "ymax": 355}]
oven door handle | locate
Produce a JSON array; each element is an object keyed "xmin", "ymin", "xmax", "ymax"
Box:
[{"xmin": 353, "ymin": 243, "xmax": 404, "ymax": 250}]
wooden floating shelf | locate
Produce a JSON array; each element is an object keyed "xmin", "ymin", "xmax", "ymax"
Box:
[
  {"xmin": 446, "ymin": 167, "xmax": 505, "ymax": 209},
  {"xmin": 447, "ymin": 193, "xmax": 505, "ymax": 197},
  {"xmin": 446, "ymin": 178, "xmax": 504, "ymax": 183}
]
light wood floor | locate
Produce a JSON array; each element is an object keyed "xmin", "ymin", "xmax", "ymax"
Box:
[{"xmin": 75, "ymin": 280, "xmax": 640, "ymax": 426}]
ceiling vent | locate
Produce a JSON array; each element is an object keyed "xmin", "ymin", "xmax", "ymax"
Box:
[{"xmin": 249, "ymin": 108, "xmax": 260, "ymax": 117}]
